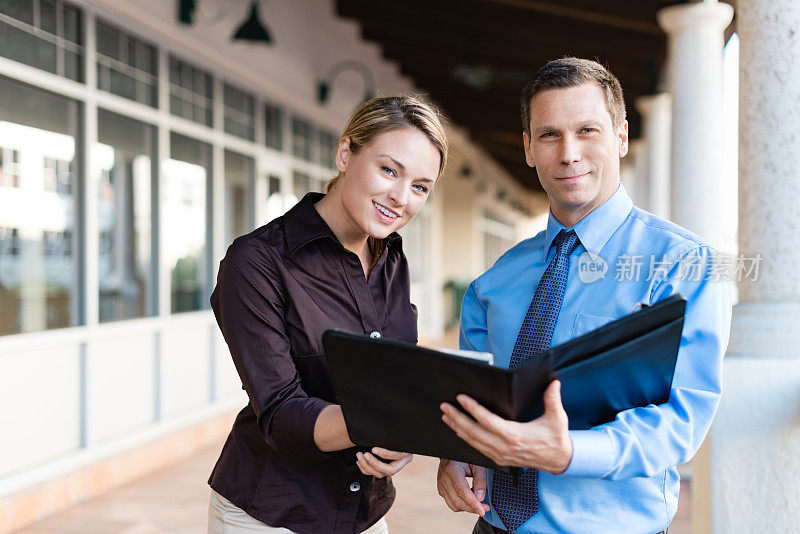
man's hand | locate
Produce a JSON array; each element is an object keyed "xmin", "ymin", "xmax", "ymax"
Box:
[
  {"xmin": 355, "ymin": 447, "xmax": 413, "ymax": 478},
  {"xmin": 437, "ymin": 460, "xmax": 490, "ymax": 515},
  {"xmin": 440, "ymin": 380, "xmax": 573, "ymax": 474}
]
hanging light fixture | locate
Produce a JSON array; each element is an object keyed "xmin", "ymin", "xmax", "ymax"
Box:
[
  {"xmin": 178, "ymin": 0, "xmax": 196, "ymax": 24},
  {"xmin": 232, "ymin": 1, "xmax": 273, "ymax": 44},
  {"xmin": 317, "ymin": 60, "xmax": 375, "ymax": 105}
]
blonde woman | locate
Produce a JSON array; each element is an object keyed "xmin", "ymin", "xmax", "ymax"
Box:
[{"xmin": 207, "ymin": 95, "xmax": 448, "ymax": 534}]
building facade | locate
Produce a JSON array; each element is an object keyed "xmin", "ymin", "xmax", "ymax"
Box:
[{"xmin": 0, "ymin": 1, "xmax": 542, "ymax": 530}]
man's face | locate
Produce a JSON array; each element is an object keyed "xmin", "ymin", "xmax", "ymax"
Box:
[{"xmin": 523, "ymin": 82, "xmax": 628, "ymax": 226}]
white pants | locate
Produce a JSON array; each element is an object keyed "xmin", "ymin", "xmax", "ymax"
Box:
[{"xmin": 207, "ymin": 489, "xmax": 390, "ymax": 534}]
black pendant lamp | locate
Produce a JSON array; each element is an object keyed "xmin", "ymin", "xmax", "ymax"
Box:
[{"xmin": 233, "ymin": 1, "xmax": 273, "ymax": 44}]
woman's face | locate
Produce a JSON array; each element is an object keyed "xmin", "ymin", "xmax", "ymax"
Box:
[{"xmin": 335, "ymin": 127, "xmax": 441, "ymax": 240}]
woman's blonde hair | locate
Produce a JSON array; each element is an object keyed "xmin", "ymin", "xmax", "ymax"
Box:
[
  {"xmin": 325, "ymin": 94, "xmax": 448, "ymax": 265},
  {"xmin": 326, "ymin": 93, "xmax": 448, "ymax": 193}
]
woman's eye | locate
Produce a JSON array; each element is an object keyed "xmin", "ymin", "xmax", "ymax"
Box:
[
  {"xmin": 412, "ymin": 184, "xmax": 429, "ymax": 194},
  {"xmin": 381, "ymin": 166, "xmax": 396, "ymax": 177}
]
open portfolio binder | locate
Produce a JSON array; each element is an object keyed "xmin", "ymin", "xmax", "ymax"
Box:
[{"xmin": 322, "ymin": 294, "xmax": 687, "ymax": 471}]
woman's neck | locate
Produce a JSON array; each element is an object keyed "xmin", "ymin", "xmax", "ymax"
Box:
[{"xmin": 314, "ymin": 192, "xmax": 372, "ymax": 270}]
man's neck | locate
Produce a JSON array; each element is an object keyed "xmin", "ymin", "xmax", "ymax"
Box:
[{"xmin": 550, "ymin": 184, "xmax": 619, "ymax": 228}]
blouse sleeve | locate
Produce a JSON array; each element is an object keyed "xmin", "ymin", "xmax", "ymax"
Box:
[{"xmin": 211, "ymin": 238, "xmax": 334, "ymax": 463}]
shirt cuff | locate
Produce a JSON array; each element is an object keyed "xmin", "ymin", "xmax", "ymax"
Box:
[
  {"xmin": 271, "ymin": 397, "xmax": 334, "ymax": 463},
  {"xmin": 562, "ymin": 430, "xmax": 615, "ymax": 478}
]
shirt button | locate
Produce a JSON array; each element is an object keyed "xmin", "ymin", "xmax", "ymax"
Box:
[
  {"xmin": 349, "ymin": 482, "xmax": 361, "ymax": 492},
  {"xmin": 369, "ymin": 331, "xmax": 381, "ymax": 339}
]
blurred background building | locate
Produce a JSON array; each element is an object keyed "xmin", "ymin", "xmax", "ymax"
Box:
[{"xmin": 1, "ymin": 0, "xmax": 798, "ymax": 532}]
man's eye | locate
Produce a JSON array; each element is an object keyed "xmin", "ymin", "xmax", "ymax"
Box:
[
  {"xmin": 539, "ymin": 132, "xmax": 555, "ymax": 139},
  {"xmin": 381, "ymin": 166, "xmax": 396, "ymax": 177},
  {"xmin": 581, "ymin": 128, "xmax": 598, "ymax": 133}
]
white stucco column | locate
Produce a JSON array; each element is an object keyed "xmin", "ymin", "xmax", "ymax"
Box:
[
  {"xmin": 633, "ymin": 93, "xmax": 672, "ymax": 219},
  {"xmin": 619, "ymin": 139, "xmax": 641, "ymax": 205},
  {"xmin": 690, "ymin": 1, "xmax": 800, "ymax": 532},
  {"xmin": 657, "ymin": 0, "xmax": 733, "ymax": 248}
]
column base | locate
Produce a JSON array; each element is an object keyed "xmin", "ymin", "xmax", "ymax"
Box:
[
  {"xmin": 692, "ymin": 301, "xmax": 800, "ymax": 532},
  {"xmin": 727, "ymin": 302, "xmax": 800, "ymax": 358}
]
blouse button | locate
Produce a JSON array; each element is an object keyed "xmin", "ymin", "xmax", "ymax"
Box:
[
  {"xmin": 369, "ymin": 331, "xmax": 381, "ymax": 339},
  {"xmin": 349, "ymin": 482, "xmax": 361, "ymax": 492}
]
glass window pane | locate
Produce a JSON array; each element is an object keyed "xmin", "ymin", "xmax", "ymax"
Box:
[
  {"xmin": 96, "ymin": 20, "xmax": 119, "ymax": 60},
  {"xmin": 0, "ymin": 76, "xmax": 81, "ymax": 336},
  {"xmin": 109, "ymin": 69, "xmax": 136, "ymax": 101},
  {"xmin": 97, "ymin": 109, "xmax": 155, "ymax": 323},
  {"xmin": 40, "ymin": 0, "xmax": 57, "ymax": 34},
  {"xmin": 264, "ymin": 102, "xmax": 282, "ymax": 151},
  {"xmin": 0, "ymin": 21, "xmax": 57, "ymax": 74},
  {"xmin": 292, "ymin": 170, "xmax": 310, "ymax": 199},
  {"xmin": 96, "ymin": 19, "xmax": 155, "ymax": 107},
  {"xmin": 63, "ymin": 5, "xmax": 79, "ymax": 43},
  {"xmin": 262, "ymin": 174, "xmax": 284, "ymax": 225},
  {"xmin": 291, "ymin": 118, "xmax": 312, "ymax": 161},
  {"xmin": 224, "ymin": 150, "xmax": 254, "ymax": 243},
  {"xmin": 268, "ymin": 175, "xmax": 280, "ymax": 197},
  {"xmin": 169, "ymin": 55, "xmax": 213, "ymax": 126},
  {"xmin": 0, "ymin": 0, "xmax": 34, "ymax": 25},
  {"xmin": 318, "ymin": 130, "xmax": 337, "ymax": 169},
  {"xmin": 223, "ymin": 82, "xmax": 255, "ymax": 141},
  {"xmin": 64, "ymin": 49, "xmax": 80, "ymax": 81},
  {"xmin": 167, "ymin": 132, "xmax": 210, "ymax": 313},
  {"xmin": 0, "ymin": 0, "xmax": 83, "ymax": 81}
]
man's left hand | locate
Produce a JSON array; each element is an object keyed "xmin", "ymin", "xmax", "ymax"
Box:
[{"xmin": 440, "ymin": 380, "xmax": 573, "ymax": 474}]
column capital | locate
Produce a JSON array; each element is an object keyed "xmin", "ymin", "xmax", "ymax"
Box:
[
  {"xmin": 634, "ymin": 92, "xmax": 672, "ymax": 116},
  {"xmin": 657, "ymin": 0, "xmax": 733, "ymax": 35}
]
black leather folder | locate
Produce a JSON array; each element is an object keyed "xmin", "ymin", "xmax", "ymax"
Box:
[{"xmin": 322, "ymin": 294, "xmax": 686, "ymax": 471}]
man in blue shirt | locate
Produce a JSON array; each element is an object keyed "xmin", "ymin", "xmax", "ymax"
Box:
[{"xmin": 437, "ymin": 58, "xmax": 732, "ymax": 533}]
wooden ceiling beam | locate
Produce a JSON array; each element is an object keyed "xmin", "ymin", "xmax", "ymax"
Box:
[
  {"xmin": 338, "ymin": 0, "xmax": 667, "ymax": 48},
  {"xmin": 480, "ymin": 0, "xmax": 663, "ymax": 35}
]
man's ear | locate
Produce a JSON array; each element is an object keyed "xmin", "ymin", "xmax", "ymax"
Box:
[
  {"xmin": 523, "ymin": 131, "xmax": 535, "ymax": 168},
  {"xmin": 336, "ymin": 137, "xmax": 351, "ymax": 173},
  {"xmin": 618, "ymin": 120, "xmax": 629, "ymax": 158}
]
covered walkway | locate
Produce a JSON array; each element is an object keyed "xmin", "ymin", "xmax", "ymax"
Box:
[{"xmin": 12, "ymin": 446, "xmax": 691, "ymax": 533}]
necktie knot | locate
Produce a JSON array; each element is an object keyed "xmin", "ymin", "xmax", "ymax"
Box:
[{"xmin": 554, "ymin": 230, "xmax": 580, "ymax": 257}]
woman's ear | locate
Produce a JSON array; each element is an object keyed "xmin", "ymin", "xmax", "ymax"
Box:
[{"xmin": 336, "ymin": 137, "xmax": 351, "ymax": 173}]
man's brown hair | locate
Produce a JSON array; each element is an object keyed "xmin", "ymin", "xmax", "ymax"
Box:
[{"xmin": 520, "ymin": 57, "xmax": 626, "ymax": 135}]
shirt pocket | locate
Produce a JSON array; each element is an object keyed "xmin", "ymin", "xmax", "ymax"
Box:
[
  {"xmin": 571, "ymin": 312, "xmax": 615, "ymax": 338},
  {"xmin": 293, "ymin": 352, "xmax": 337, "ymax": 403}
]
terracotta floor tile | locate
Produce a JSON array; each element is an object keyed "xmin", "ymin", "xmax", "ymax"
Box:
[{"xmin": 13, "ymin": 445, "xmax": 691, "ymax": 534}]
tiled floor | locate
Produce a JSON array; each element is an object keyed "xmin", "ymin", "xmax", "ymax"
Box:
[{"xmin": 13, "ymin": 445, "xmax": 690, "ymax": 533}]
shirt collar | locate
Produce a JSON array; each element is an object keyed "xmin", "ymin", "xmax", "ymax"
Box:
[
  {"xmin": 283, "ymin": 192, "xmax": 402, "ymax": 256},
  {"xmin": 542, "ymin": 183, "xmax": 633, "ymax": 261}
]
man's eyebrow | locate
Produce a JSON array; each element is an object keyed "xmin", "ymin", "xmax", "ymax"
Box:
[
  {"xmin": 379, "ymin": 154, "xmax": 406, "ymax": 170},
  {"xmin": 533, "ymin": 120, "xmax": 603, "ymax": 134}
]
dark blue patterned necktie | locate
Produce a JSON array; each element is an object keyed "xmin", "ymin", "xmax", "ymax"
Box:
[{"xmin": 491, "ymin": 229, "xmax": 580, "ymax": 533}]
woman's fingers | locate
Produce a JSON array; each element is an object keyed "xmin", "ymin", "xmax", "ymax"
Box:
[
  {"xmin": 355, "ymin": 450, "xmax": 413, "ymax": 478},
  {"xmin": 370, "ymin": 447, "xmax": 408, "ymax": 461}
]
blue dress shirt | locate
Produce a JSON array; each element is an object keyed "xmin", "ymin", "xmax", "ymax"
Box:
[{"xmin": 459, "ymin": 185, "xmax": 732, "ymax": 534}]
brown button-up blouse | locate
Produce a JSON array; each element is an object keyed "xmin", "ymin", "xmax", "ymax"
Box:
[{"xmin": 208, "ymin": 192, "xmax": 418, "ymax": 534}]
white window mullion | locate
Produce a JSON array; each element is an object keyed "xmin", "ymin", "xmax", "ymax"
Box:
[
  {"xmin": 153, "ymin": 47, "xmax": 171, "ymax": 423},
  {"xmin": 79, "ymin": 6, "xmax": 99, "ymax": 450}
]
